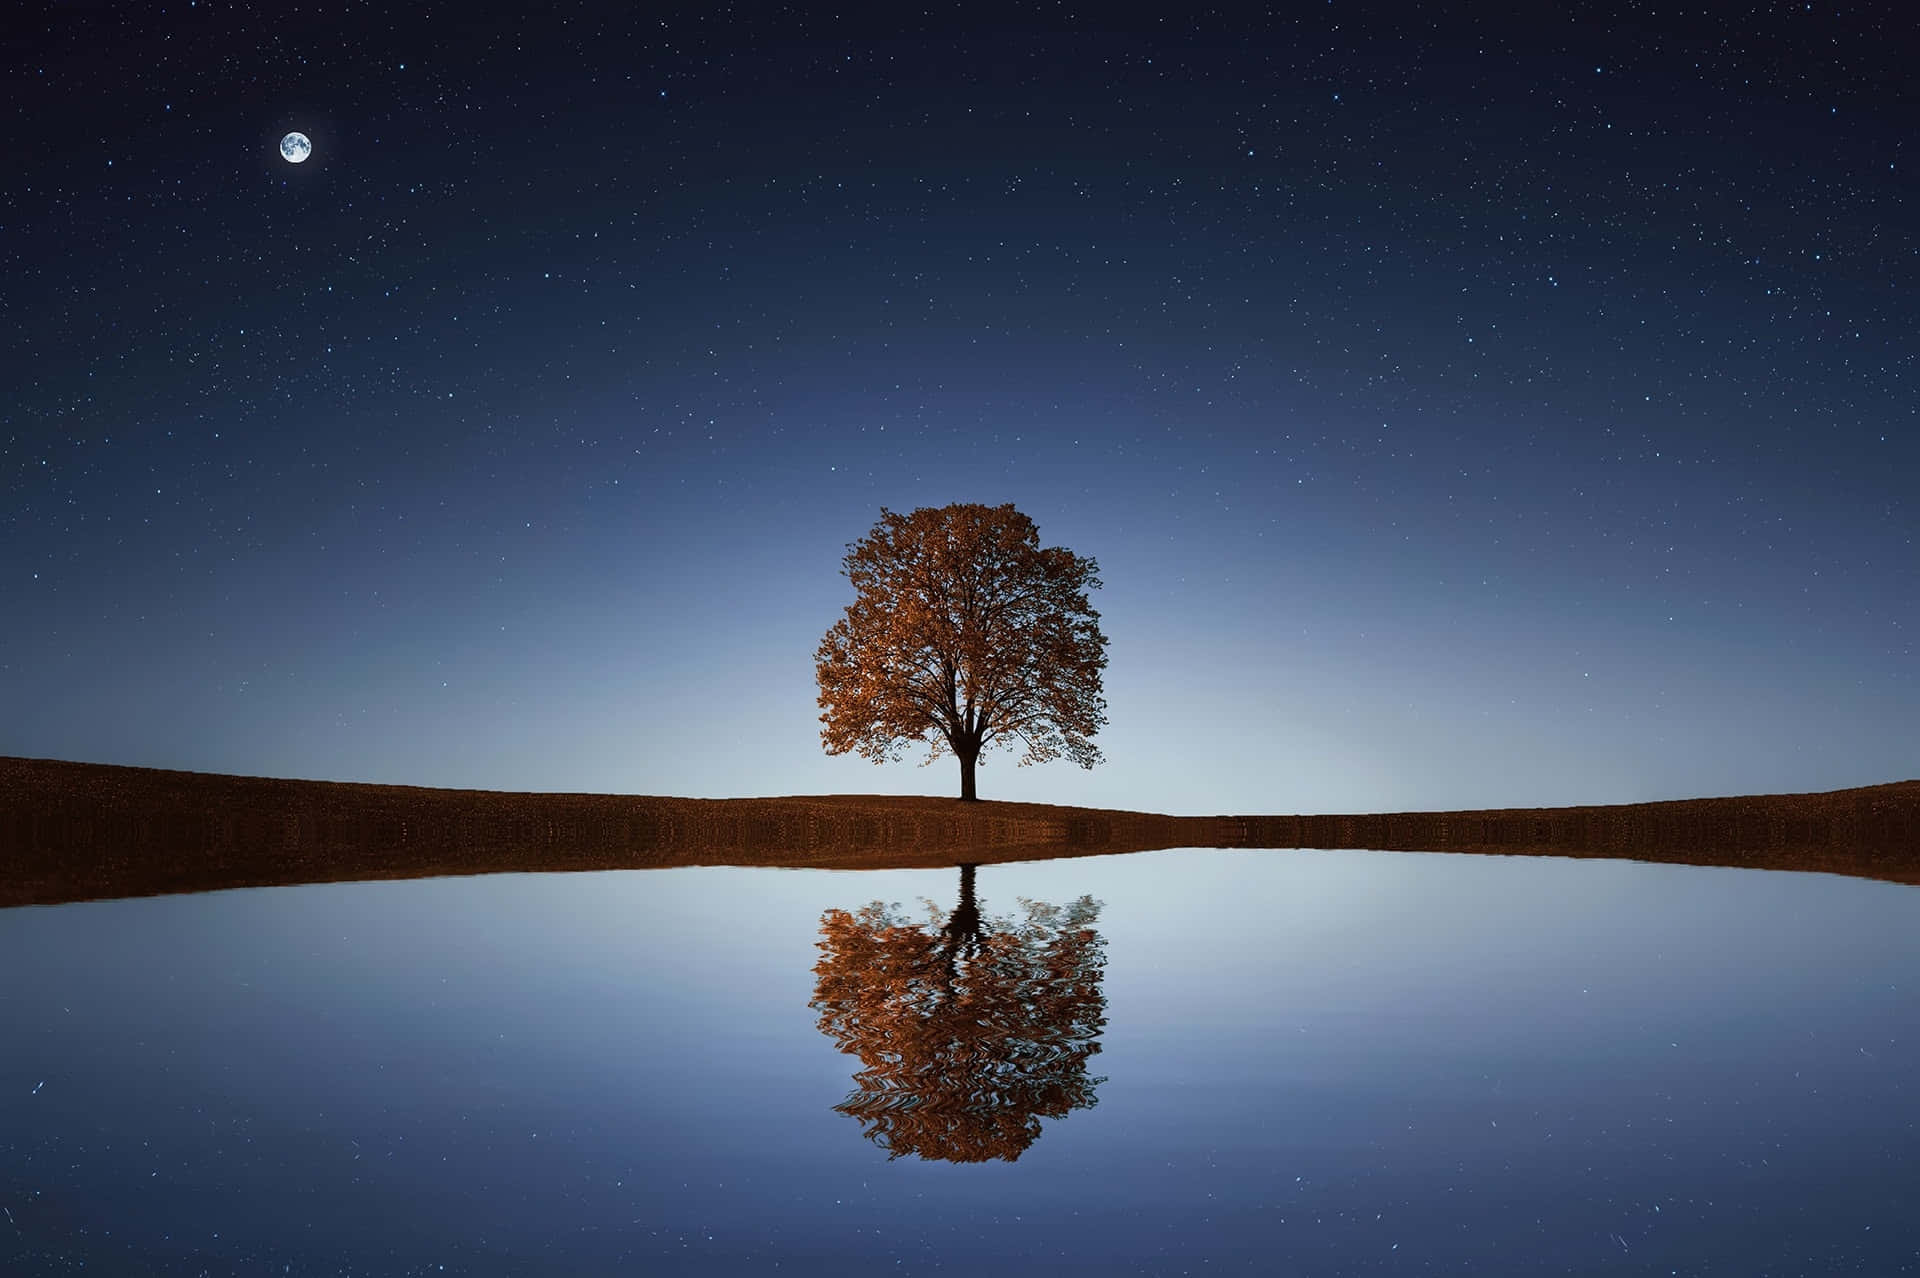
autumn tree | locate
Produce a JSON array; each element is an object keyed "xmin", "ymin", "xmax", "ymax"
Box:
[
  {"xmin": 815, "ymin": 503, "xmax": 1108, "ymax": 801},
  {"xmin": 810, "ymin": 866, "xmax": 1108, "ymax": 1163}
]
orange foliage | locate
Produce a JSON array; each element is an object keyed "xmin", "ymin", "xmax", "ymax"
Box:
[
  {"xmin": 815, "ymin": 503, "xmax": 1108, "ymax": 799},
  {"xmin": 810, "ymin": 871, "xmax": 1108, "ymax": 1162}
]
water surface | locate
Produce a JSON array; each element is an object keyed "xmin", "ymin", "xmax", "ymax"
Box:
[{"xmin": 3, "ymin": 847, "xmax": 1917, "ymax": 1273}]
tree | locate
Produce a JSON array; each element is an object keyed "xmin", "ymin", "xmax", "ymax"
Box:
[
  {"xmin": 815, "ymin": 502, "xmax": 1108, "ymax": 801},
  {"xmin": 810, "ymin": 866, "xmax": 1108, "ymax": 1163}
]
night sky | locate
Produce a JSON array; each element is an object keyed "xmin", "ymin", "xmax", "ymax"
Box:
[{"xmin": 6, "ymin": 3, "xmax": 1914, "ymax": 814}]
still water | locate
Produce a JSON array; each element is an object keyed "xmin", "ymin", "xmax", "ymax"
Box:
[{"xmin": 3, "ymin": 847, "xmax": 1917, "ymax": 1274}]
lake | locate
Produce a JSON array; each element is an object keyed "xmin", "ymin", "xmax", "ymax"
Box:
[{"xmin": 3, "ymin": 846, "xmax": 1918, "ymax": 1274}]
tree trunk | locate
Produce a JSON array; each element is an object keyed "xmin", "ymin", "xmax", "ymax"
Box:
[
  {"xmin": 946, "ymin": 863, "xmax": 981, "ymax": 944},
  {"xmin": 958, "ymin": 746, "xmax": 978, "ymax": 801}
]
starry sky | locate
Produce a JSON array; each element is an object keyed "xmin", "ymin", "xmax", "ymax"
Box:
[{"xmin": 5, "ymin": 2, "xmax": 1914, "ymax": 814}]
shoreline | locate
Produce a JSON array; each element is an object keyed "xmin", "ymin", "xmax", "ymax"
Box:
[{"xmin": 3, "ymin": 755, "xmax": 1917, "ymax": 907}]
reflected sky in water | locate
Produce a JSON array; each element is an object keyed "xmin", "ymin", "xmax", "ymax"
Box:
[{"xmin": 3, "ymin": 848, "xmax": 1919, "ymax": 1273}]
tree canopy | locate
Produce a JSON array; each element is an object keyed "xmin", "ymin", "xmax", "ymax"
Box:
[
  {"xmin": 815, "ymin": 502, "xmax": 1108, "ymax": 800},
  {"xmin": 810, "ymin": 867, "xmax": 1108, "ymax": 1162}
]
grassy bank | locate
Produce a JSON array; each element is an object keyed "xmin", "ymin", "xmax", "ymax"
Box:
[{"xmin": 3, "ymin": 755, "xmax": 1917, "ymax": 908}]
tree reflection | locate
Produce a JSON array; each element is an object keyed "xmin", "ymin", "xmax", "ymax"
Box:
[{"xmin": 810, "ymin": 864, "xmax": 1108, "ymax": 1162}]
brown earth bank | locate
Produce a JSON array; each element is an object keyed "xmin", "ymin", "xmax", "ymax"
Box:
[{"xmin": 3, "ymin": 755, "xmax": 1918, "ymax": 908}]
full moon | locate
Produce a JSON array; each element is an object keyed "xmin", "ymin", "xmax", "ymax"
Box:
[{"xmin": 279, "ymin": 132, "xmax": 311, "ymax": 164}]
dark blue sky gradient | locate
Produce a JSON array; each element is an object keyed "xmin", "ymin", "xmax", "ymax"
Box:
[{"xmin": 5, "ymin": 3, "xmax": 1914, "ymax": 811}]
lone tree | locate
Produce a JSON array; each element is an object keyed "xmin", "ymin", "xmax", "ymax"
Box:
[
  {"xmin": 810, "ymin": 870, "xmax": 1109, "ymax": 1162},
  {"xmin": 815, "ymin": 502, "xmax": 1108, "ymax": 801}
]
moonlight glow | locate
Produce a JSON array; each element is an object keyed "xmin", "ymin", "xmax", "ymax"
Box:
[{"xmin": 279, "ymin": 131, "xmax": 311, "ymax": 163}]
